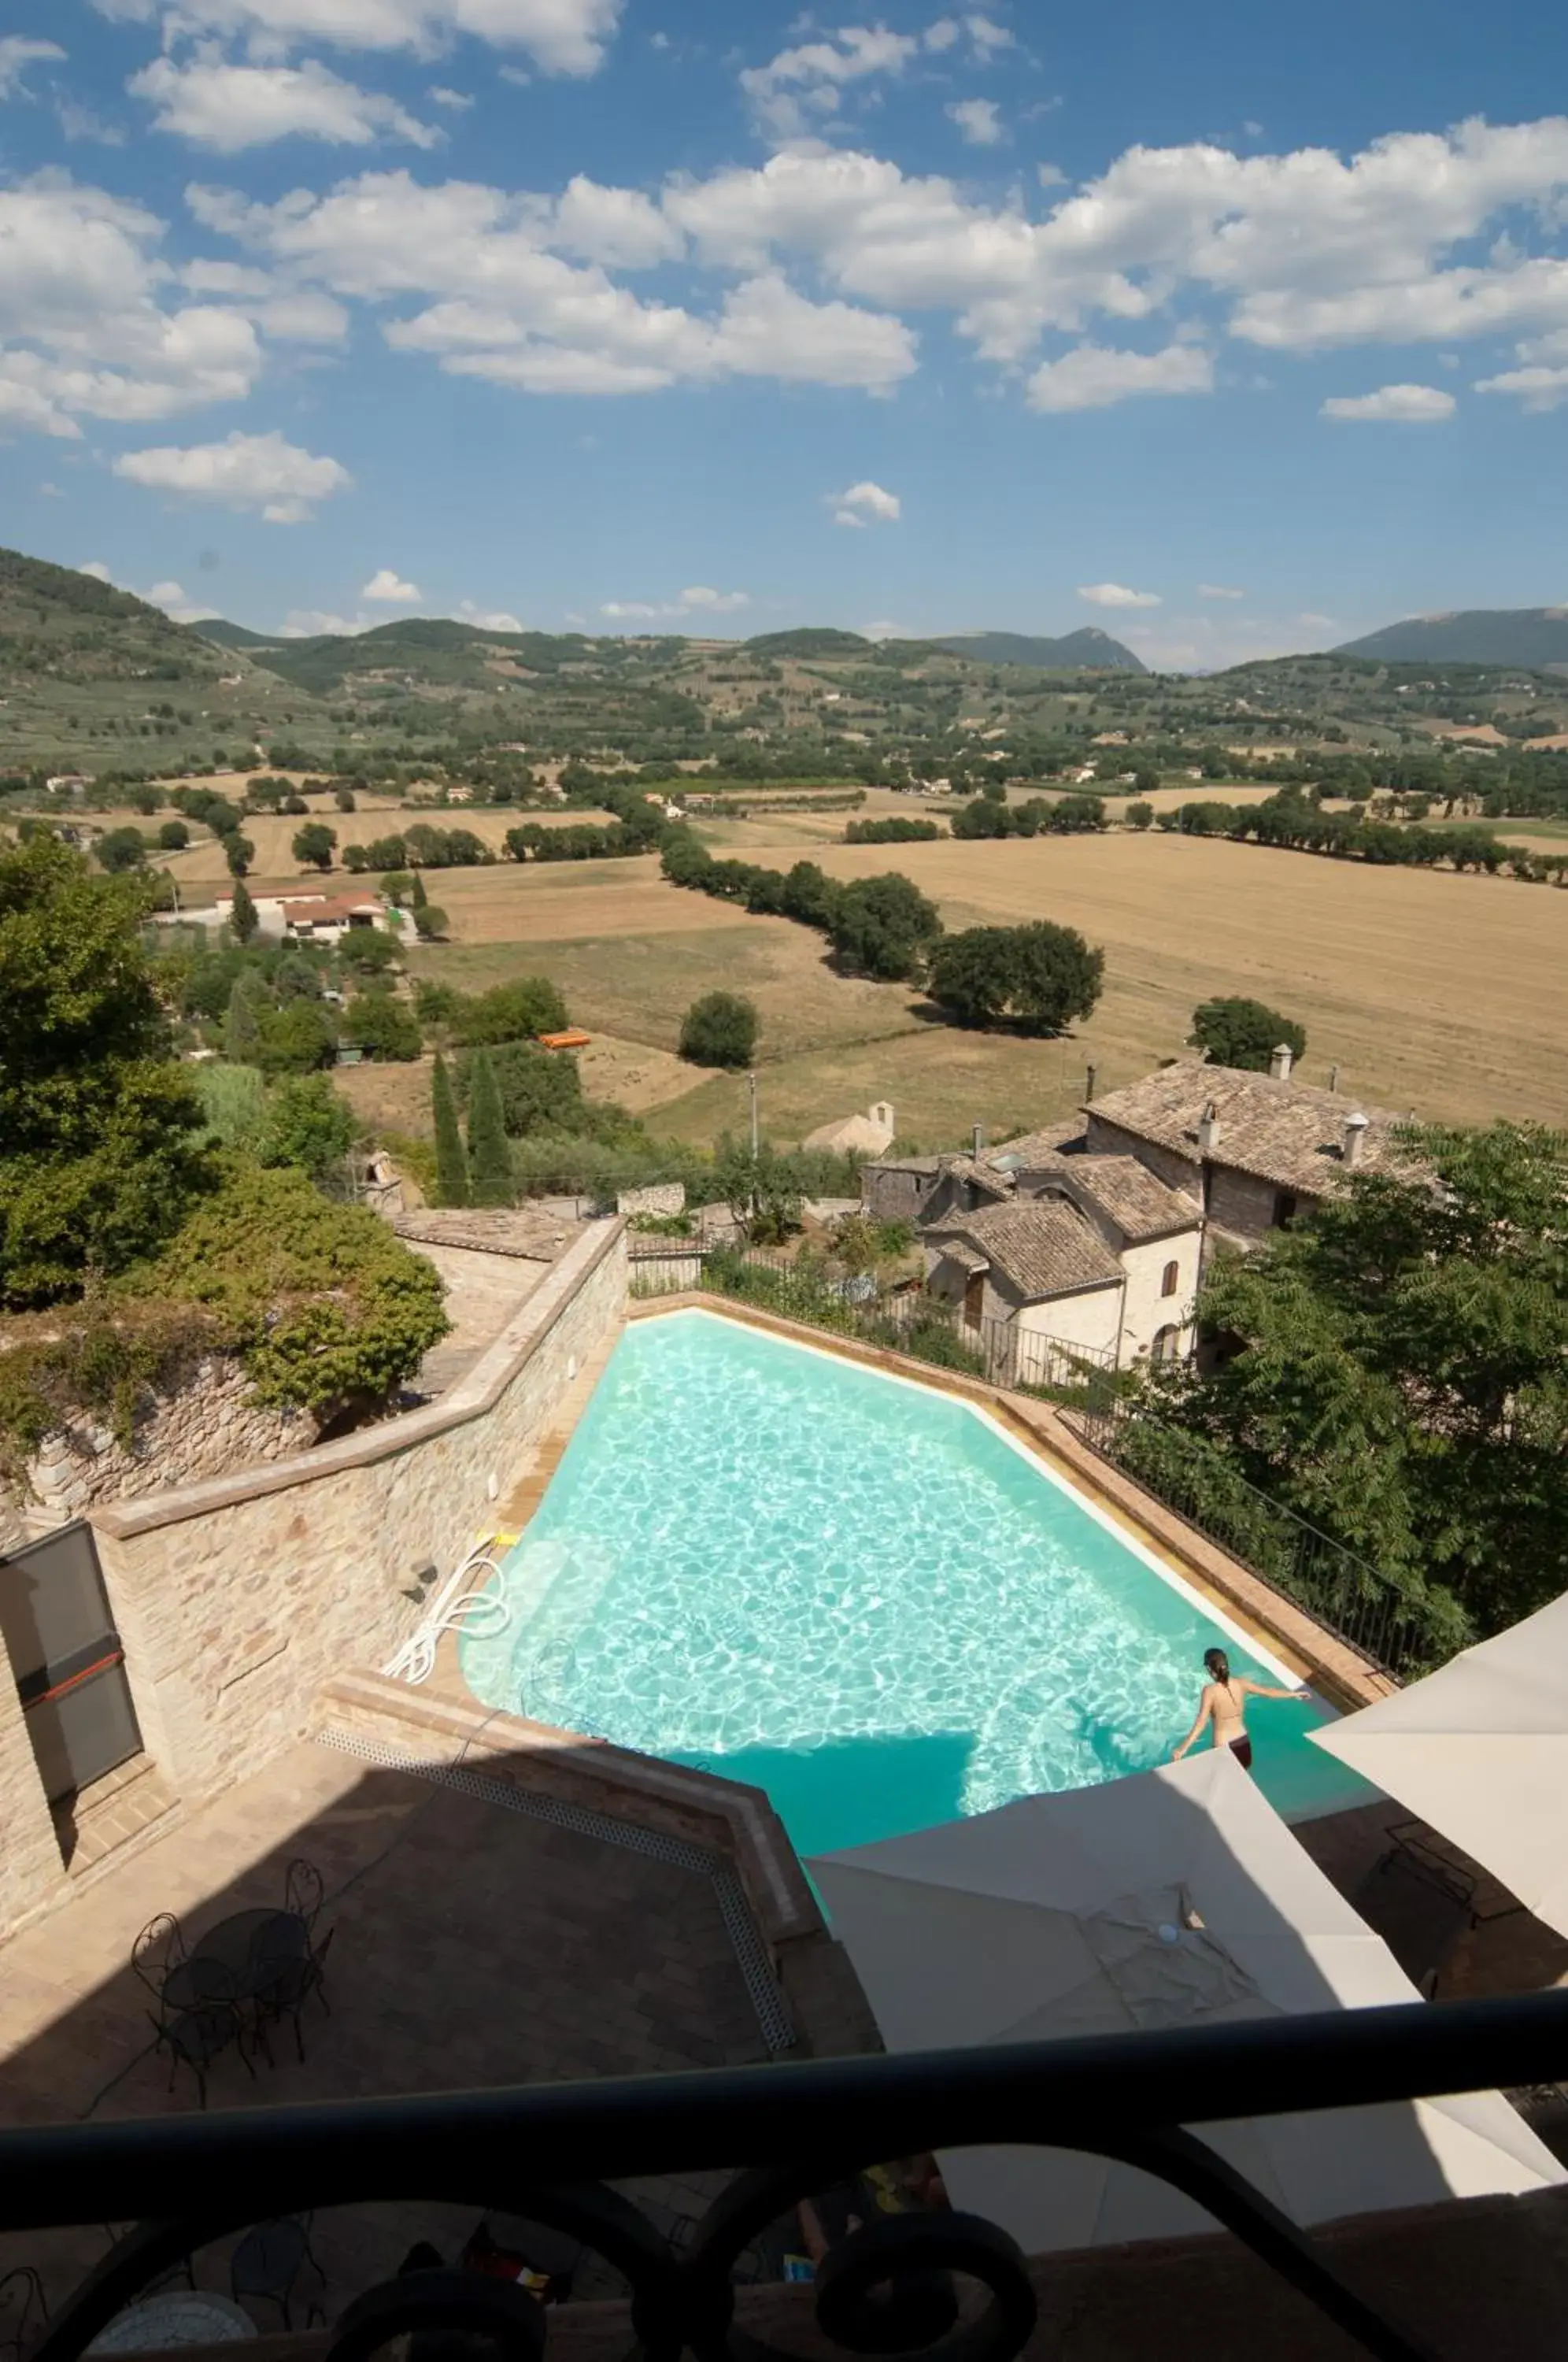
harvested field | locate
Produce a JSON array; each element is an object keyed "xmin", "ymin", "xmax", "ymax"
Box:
[
  {"xmin": 328, "ymin": 1031, "xmax": 694, "ymax": 1133},
  {"xmin": 154, "ymin": 802, "xmax": 615, "ymax": 885},
  {"xmin": 407, "ymin": 824, "xmax": 1568, "ymax": 1140}
]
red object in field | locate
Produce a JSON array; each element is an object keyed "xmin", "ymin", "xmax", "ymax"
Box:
[{"xmin": 538, "ymin": 1029, "xmax": 591, "ymax": 1050}]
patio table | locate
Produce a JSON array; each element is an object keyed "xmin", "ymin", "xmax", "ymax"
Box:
[
  {"xmin": 87, "ymin": 2293, "xmax": 257, "ymax": 2352},
  {"xmin": 163, "ymin": 1912, "xmax": 308, "ymax": 2011}
]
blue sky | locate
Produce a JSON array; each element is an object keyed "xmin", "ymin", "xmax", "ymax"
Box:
[{"xmin": 2, "ymin": 0, "xmax": 1566, "ymax": 665}]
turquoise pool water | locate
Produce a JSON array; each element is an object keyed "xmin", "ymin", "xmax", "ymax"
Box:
[{"xmin": 461, "ymin": 1311, "xmax": 1374, "ymax": 1857}]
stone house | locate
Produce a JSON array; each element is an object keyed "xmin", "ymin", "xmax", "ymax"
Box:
[
  {"xmin": 860, "ymin": 1151, "xmax": 1011, "ymax": 1228},
  {"xmin": 1081, "ymin": 1049, "xmax": 1410, "ymax": 1257}
]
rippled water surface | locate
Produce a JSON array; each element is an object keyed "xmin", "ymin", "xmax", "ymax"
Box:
[{"xmin": 461, "ymin": 1311, "xmax": 1371, "ymax": 1854}]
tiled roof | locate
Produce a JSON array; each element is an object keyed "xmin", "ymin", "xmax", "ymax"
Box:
[
  {"xmin": 1043, "ymin": 1156, "xmax": 1200, "ymax": 1242},
  {"xmin": 941, "ymin": 1154, "xmax": 1014, "ymax": 1201},
  {"xmin": 985, "ymin": 1124, "xmax": 1089, "ymax": 1173},
  {"xmin": 279, "ymin": 894, "xmax": 383, "ymax": 923},
  {"xmin": 927, "ymin": 1201, "xmax": 1122, "ymax": 1300},
  {"xmin": 1084, "ymin": 1063, "xmax": 1412, "ymax": 1195}
]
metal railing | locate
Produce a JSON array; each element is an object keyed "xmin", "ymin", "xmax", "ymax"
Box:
[
  {"xmin": 1069, "ymin": 1392, "xmax": 1433, "ymax": 1679},
  {"xmin": 10, "ymin": 1997, "xmax": 1568, "ymax": 2362},
  {"xmin": 628, "ymin": 1245, "xmax": 1120, "ymax": 1401}
]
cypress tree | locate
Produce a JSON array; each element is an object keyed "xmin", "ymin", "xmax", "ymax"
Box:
[
  {"xmin": 465, "ymin": 1047, "xmax": 513, "ymax": 1207},
  {"xmin": 229, "ymin": 876, "xmax": 258, "ymax": 945},
  {"xmin": 410, "ymin": 869, "xmax": 427, "ymax": 909},
  {"xmin": 431, "ymin": 1052, "xmax": 469, "ymax": 1207}
]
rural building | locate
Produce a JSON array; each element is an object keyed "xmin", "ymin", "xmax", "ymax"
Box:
[
  {"xmin": 1082, "ymin": 1051, "xmax": 1408, "ymax": 1252},
  {"xmin": 860, "ymin": 1151, "xmax": 1011, "ymax": 1227},
  {"xmin": 923, "ymin": 1157, "xmax": 1201, "ymax": 1371},
  {"xmin": 276, "ymin": 894, "xmax": 388, "ymax": 946},
  {"xmin": 805, "ymin": 1100, "xmax": 897, "ymax": 1157}
]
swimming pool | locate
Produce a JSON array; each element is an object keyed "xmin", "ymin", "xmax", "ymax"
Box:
[{"xmin": 460, "ymin": 1309, "xmax": 1375, "ymax": 1857}]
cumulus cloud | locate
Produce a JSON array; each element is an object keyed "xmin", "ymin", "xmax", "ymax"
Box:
[
  {"xmin": 130, "ymin": 57, "xmax": 440, "ymax": 150},
  {"xmin": 1197, "ymin": 583, "xmax": 1246, "ymax": 598},
  {"xmin": 740, "ymin": 24, "xmax": 927, "ymax": 143},
  {"xmin": 679, "ymin": 585, "xmax": 749, "ymax": 611},
  {"xmin": 0, "ymin": 176, "xmax": 264, "ymax": 437},
  {"xmin": 1320, "ymin": 383, "xmax": 1455, "ymax": 420},
  {"xmin": 1027, "ymin": 340, "xmax": 1213, "ymax": 410},
  {"xmin": 429, "ymin": 84, "xmax": 472, "ymax": 109},
  {"xmin": 113, "ymin": 428, "xmax": 353, "ymax": 520},
  {"xmin": 361, "ymin": 566, "xmax": 422, "ymax": 601},
  {"xmin": 0, "ymin": 36, "xmax": 65, "ymax": 98},
  {"xmin": 1474, "ymin": 362, "xmax": 1568, "ymax": 409},
  {"xmin": 1078, "ymin": 583, "xmax": 1162, "ymax": 608},
  {"xmin": 282, "ymin": 609, "xmax": 370, "ymax": 635},
  {"xmin": 601, "ymin": 586, "xmax": 749, "ymax": 620},
  {"xmin": 79, "ymin": 560, "xmax": 113, "ymax": 580},
  {"xmin": 457, "ymin": 597, "xmax": 523, "ymax": 628},
  {"xmin": 90, "ymin": 0, "xmax": 626, "ymax": 79},
  {"xmin": 964, "ymin": 14, "xmax": 1013, "ymax": 57},
  {"xmin": 145, "ymin": 577, "xmax": 221, "ymax": 622},
  {"xmin": 828, "ymin": 478, "xmax": 901, "ymax": 526},
  {"xmin": 947, "ymin": 98, "xmax": 1003, "ymax": 147}
]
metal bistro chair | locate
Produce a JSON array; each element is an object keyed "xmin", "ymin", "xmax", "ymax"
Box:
[
  {"xmin": 230, "ymin": 2216, "xmax": 326, "ymax": 2331},
  {"xmin": 130, "ymin": 1913, "xmax": 188, "ymax": 2006},
  {"xmin": 152, "ymin": 2000, "xmax": 256, "ymax": 2112},
  {"xmin": 0, "ymin": 2267, "xmax": 47, "ymax": 2362},
  {"xmin": 283, "ymin": 1857, "xmax": 324, "ymax": 1933},
  {"xmin": 255, "ymin": 1926, "xmax": 334, "ymax": 2067}
]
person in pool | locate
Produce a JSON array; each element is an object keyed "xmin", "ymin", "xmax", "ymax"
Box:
[{"xmin": 1171, "ymin": 1647, "xmax": 1310, "ymax": 1772}]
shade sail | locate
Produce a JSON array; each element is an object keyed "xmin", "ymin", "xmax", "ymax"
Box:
[
  {"xmin": 1309, "ymin": 1593, "xmax": 1568, "ymax": 1938},
  {"xmin": 810, "ymin": 1751, "xmax": 1560, "ymax": 2253}
]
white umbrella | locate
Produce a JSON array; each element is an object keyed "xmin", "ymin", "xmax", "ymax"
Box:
[
  {"xmin": 1309, "ymin": 1592, "xmax": 1568, "ymax": 1938},
  {"xmin": 810, "ymin": 1751, "xmax": 1561, "ymax": 2253}
]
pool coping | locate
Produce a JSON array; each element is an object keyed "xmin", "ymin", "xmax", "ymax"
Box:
[{"xmin": 625, "ymin": 1294, "xmax": 1396, "ymax": 1716}]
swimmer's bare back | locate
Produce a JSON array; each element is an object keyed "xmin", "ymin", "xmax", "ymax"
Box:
[{"xmin": 1172, "ymin": 1673, "xmax": 1310, "ymax": 1768}]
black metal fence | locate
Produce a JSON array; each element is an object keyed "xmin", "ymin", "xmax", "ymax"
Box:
[
  {"xmin": 627, "ymin": 1246, "xmax": 1120, "ymax": 1402},
  {"xmin": 1070, "ymin": 1390, "xmax": 1431, "ymax": 1679},
  {"xmin": 11, "ymin": 1997, "xmax": 1568, "ymax": 2362}
]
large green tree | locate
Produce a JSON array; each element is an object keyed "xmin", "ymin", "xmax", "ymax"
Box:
[
  {"xmin": 926, "ymin": 921, "xmax": 1104, "ymax": 1035},
  {"xmin": 679, "ymin": 991, "xmax": 759, "ymax": 1068},
  {"xmin": 457, "ymin": 1041, "xmax": 582, "ymax": 1137},
  {"xmin": 464, "ymin": 1048, "xmax": 513, "ymax": 1205},
  {"xmin": 0, "ymin": 836, "xmax": 212, "ymax": 1306},
  {"xmin": 825, "ymin": 872, "xmax": 942, "ymax": 980},
  {"xmin": 292, "ymin": 822, "xmax": 337, "ymax": 871},
  {"xmin": 1159, "ymin": 1123, "xmax": 1568, "ymax": 1645},
  {"xmin": 1190, "ymin": 996, "xmax": 1308, "ymax": 1071}
]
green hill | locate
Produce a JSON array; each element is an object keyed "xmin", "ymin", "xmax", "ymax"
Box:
[
  {"xmin": 1335, "ymin": 609, "xmax": 1568, "ymax": 671},
  {"xmin": 743, "ymin": 628, "xmax": 873, "ymax": 658},
  {"xmin": 194, "ymin": 619, "xmax": 278, "ymax": 650},
  {"xmin": 934, "ymin": 627, "xmax": 1145, "ymax": 673}
]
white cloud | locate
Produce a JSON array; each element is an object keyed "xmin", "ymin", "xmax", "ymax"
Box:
[
  {"xmin": 1028, "ymin": 341, "xmax": 1213, "ymax": 410},
  {"xmin": 361, "ymin": 566, "xmax": 422, "ymax": 601},
  {"xmin": 145, "ymin": 577, "xmax": 221, "ymax": 623},
  {"xmin": 428, "ymin": 84, "xmax": 472, "ymax": 109},
  {"xmin": 282, "ymin": 608, "xmax": 370, "ymax": 635},
  {"xmin": 457, "ymin": 597, "xmax": 523, "ymax": 628},
  {"xmin": 600, "ymin": 599, "xmax": 660, "ymax": 619},
  {"xmin": 130, "ymin": 57, "xmax": 439, "ymax": 150},
  {"xmin": 1197, "ymin": 583, "xmax": 1245, "ymax": 598},
  {"xmin": 600, "ymin": 586, "xmax": 749, "ymax": 620},
  {"xmin": 740, "ymin": 26, "xmax": 925, "ymax": 140},
  {"xmin": 0, "ymin": 37, "xmax": 65, "ymax": 98},
  {"xmin": 1300, "ymin": 612, "xmax": 1337, "ymax": 628},
  {"xmin": 113, "ymin": 428, "xmax": 353, "ymax": 520},
  {"xmin": 948, "ymin": 98, "xmax": 1003, "ymax": 148},
  {"xmin": 205, "ymin": 169, "xmax": 915, "ymax": 395},
  {"xmin": 80, "ymin": 560, "xmax": 113, "ymax": 581},
  {"xmin": 1078, "ymin": 582, "xmax": 1162, "ymax": 608},
  {"xmin": 964, "ymin": 14, "xmax": 1013, "ymax": 57},
  {"xmin": 0, "ymin": 176, "xmax": 264, "ymax": 436},
  {"xmin": 828, "ymin": 478, "xmax": 901, "ymax": 524},
  {"xmin": 679, "ymin": 585, "xmax": 749, "ymax": 612},
  {"xmin": 1320, "ymin": 382, "xmax": 1455, "ymax": 420},
  {"xmin": 91, "ymin": 0, "xmax": 625, "ymax": 79},
  {"xmin": 1474, "ymin": 362, "xmax": 1568, "ymax": 410}
]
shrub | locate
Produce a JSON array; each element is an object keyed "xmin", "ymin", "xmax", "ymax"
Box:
[
  {"xmin": 158, "ymin": 820, "xmax": 190, "ymax": 851},
  {"xmin": 150, "ymin": 1164, "xmax": 448, "ymax": 1417},
  {"xmin": 95, "ymin": 827, "xmax": 146, "ymax": 873},
  {"xmin": 256, "ymin": 1074, "xmax": 358, "ymax": 1181},
  {"xmin": 256, "ymin": 999, "xmax": 336, "ymax": 1075},
  {"xmin": 1189, "ymin": 996, "xmax": 1307, "ymax": 1072},
  {"xmin": 449, "ymin": 976, "xmax": 568, "ymax": 1045},
  {"xmin": 412, "ymin": 903, "xmax": 448, "ymax": 940},
  {"xmin": 679, "ymin": 990, "xmax": 758, "ymax": 1068},
  {"xmin": 456, "ymin": 1040, "xmax": 582, "ymax": 1135},
  {"xmin": 346, "ymin": 991, "xmax": 421, "ymax": 1061}
]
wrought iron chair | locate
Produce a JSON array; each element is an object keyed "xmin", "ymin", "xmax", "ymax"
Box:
[
  {"xmin": 151, "ymin": 2001, "xmax": 254, "ymax": 2111},
  {"xmin": 130, "ymin": 1914, "xmax": 187, "ymax": 2007},
  {"xmin": 0, "ymin": 2266, "xmax": 47, "ymax": 2362},
  {"xmin": 283, "ymin": 1857, "xmax": 324, "ymax": 1932},
  {"xmin": 230, "ymin": 2216, "xmax": 326, "ymax": 2330},
  {"xmin": 255, "ymin": 1927, "xmax": 333, "ymax": 2066}
]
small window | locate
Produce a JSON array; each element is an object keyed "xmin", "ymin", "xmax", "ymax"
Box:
[
  {"xmin": 1273, "ymin": 1191, "xmax": 1299, "ymax": 1230},
  {"xmin": 1160, "ymin": 1259, "xmax": 1180, "ymax": 1298}
]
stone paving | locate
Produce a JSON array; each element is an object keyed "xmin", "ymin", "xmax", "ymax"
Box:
[{"xmin": 0, "ymin": 1737, "xmax": 782, "ymax": 2323}]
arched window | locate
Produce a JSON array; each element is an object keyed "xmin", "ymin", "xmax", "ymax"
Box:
[
  {"xmin": 1152, "ymin": 1324, "xmax": 1182, "ymax": 1364},
  {"xmin": 1160, "ymin": 1259, "xmax": 1180, "ymax": 1298}
]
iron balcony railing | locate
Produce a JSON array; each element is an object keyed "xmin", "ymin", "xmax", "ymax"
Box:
[
  {"xmin": 1067, "ymin": 1390, "xmax": 1433, "ymax": 1680},
  {"xmin": 9, "ymin": 1997, "xmax": 1568, "ymax": 2362}
]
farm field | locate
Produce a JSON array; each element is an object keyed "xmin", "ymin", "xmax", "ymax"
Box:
[
  {"xmin": 399, "ymin": 823, "xmax": 1568, "ymax": 1145},
  {"xmin": 147, "ymin": 802, "xmax": 616, "ymax": 886}
]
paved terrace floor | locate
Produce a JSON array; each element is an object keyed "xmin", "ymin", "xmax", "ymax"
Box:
[{"xmin": 0, "ymin": 1739, "xmax": 783, "ymax": 2320}]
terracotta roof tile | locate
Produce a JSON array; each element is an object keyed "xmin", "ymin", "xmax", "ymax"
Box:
[
  {"xmin": 1040, "ymin": 1156, "xmax": 1201, "ymax": 1242},
  {"xmin": 1085, "ymin": 1064, "xmax": 1414, "ymax": 1196},
  {"xmin": 926, "ymin": 1201, "xmax": 1122, "ymax": 1299}
]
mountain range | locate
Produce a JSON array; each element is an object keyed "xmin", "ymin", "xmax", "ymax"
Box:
[{"xmin": 1334, "ymin": 608, "xmax": 1568, "ymax": 671}]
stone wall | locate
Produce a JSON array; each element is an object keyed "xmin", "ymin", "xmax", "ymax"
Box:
[
  {"xmin": 6, "ymin": 1357, "xmax": 314, "ymax": 1539},
  {"xmin": 86, "ymin": 1220, "xmax": 627, "ymax": 1823}
]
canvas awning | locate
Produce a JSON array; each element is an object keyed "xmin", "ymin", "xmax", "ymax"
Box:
[
  {"xmin": 1309, "ymin": 1592, "xmax": 1568, "ymax": 1938},
  {"xmin": 810, "ymin": 1751, "xmax": 1560, "ymax": 2253}
]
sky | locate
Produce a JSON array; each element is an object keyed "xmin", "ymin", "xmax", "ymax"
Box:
[{"xmin": 2, "ymin": 2, "xmax": 1567, "ymax": 667}]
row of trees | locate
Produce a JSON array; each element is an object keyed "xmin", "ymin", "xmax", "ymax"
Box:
[
  {"xmin": 950, "ymin": 789, "xmax": 1111, "ymax": 839},
  {"xmin": 843, "ymin": 816, "xmax": 942, "ymax": 844},
  {"xmin": 1159, "ymin": 791, "xmax": 1567, "ymax": 882}
]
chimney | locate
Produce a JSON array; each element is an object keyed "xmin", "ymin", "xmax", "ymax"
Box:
[
  {"xmin": 1198, "ymin": 1100, "xmax": 1221, "ymax": 1155},
  {"xmin": 1343, "ymin": 1113, "xmax": 1370, "ymax": 1169},
  {"xmin": 1085, "ymin": 1062, "xmax": 1099, "ymax": 1102},
  {"xmin": 971, "ymin": 1123, "xmax": 986, "ymax": 1161},
  {"xmin": 1269, "ymin": 1042, "xmax": 1293, "ymax": 1082}
]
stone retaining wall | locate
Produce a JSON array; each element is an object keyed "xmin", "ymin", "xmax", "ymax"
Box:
[{"xmin": 80, "ymin": 1220, "xmax": 627, "ymax": 1833}]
